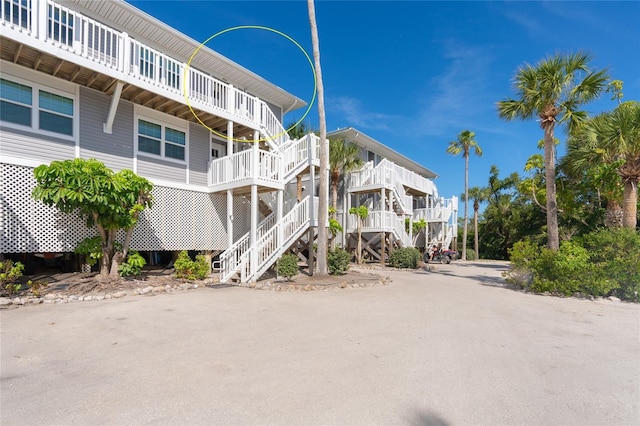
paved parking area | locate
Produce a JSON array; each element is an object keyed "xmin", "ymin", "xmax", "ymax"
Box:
[{"xmin": 2, "ymin": 261, "xmax": 639, "ymax": 425}]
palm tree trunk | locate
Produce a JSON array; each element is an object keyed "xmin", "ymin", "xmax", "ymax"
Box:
[
  {"xmin": 462, "ymin": 154, "xmax": 468, "ymax": 260},
  {"xmin": 543, "ymin": 124, "xmax": 560, "ymax": 251},
  {"xmin": 604, "ymin": 199, "xmax": 623, "ymax": 228},
  {"xmin": 474, "ymin": 207, "xmax": 479, "ymax": 259},
  {"xmin": 308, "ymin": 0, "xmax": 328, "ymax": 275},
  {"xmin": 622, "ymin": 180, "xmax": 638, "ymax": 229}
]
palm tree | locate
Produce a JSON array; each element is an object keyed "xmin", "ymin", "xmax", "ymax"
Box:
[
  {"xmin": 329, "ymin": 137, "xmax": 362, "ymax": 211},
  {"xmin": 465, "ymin": 186, "xmax": 489, "ymax": 259},
  {"xmin": 497, "ymin": 52, "xmax": 608, "ymax": 250},
  {"xmin": 447, "ymin": 130, "xmax": 482, "ymax": 261},
  {"xmin": 568, "ymin": 102, "xmax": 640, "ymax": 228},
  {"xmin": 565, "ymin": 115, "xmax": 624, "ymax": 228},
  {"xmin": 307, "ymin": 0, "xmax": 328, "ymax": 275}
]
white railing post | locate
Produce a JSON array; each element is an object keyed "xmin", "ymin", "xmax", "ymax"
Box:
[
  {"xmin": 120, "ymin": 32, "xmax": 130, "ymax": 75},
  {"xmin": 228, "ymin": 86, "xmax": 236, "ymax": 115},
  {"xmin": 37, "ymin": 0, "xmax": 48, "ymax": 40}
]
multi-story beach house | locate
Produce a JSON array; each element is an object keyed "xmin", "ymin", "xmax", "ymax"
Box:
[
  {"xmin": 328, "ymin": 128, "xmax": 458, "ymax": 262},
  {"xmin": 1, "ymin": 0, "xmax": 456, "ymax": 283}
]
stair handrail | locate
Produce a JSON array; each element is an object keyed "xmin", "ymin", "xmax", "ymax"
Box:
[
  {"xmin": 282, "ymin": 134, "xmax": 320, "ymax": 181},
  {"xmin": 253, "ymin": 196, "xmax": 311, "ymax": 279},
  {"xmin": 218, "ymin": 211, "xmax": 276, "ymax": 283}
]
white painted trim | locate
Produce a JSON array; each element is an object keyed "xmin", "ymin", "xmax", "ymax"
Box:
[
  {"xmin": 74, "ymin": 84, "xmax": 80, "ymax": 157},
  {"xmin": 0, "ymin": 155, "xmax": 50, "ymax": 168}
]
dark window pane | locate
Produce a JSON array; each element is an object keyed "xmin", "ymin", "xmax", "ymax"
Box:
[
  {"xmin": 138, "ymin": 135, "xmax": 161, "ymax": 155},
  {"xmin": 39, "ymin": 111, "xmax": 72, "ymax": 135},
  {"xmin": 165, "ymin": 143, "xmax": 184, "ymax": 160},
  {"xmin": 1, "ymin": 100, "xmax": 31, "ymax": 126}
]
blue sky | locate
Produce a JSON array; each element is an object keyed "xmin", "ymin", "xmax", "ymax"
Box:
[{"xmin": 129, "ymin": 0, "xmax": 640, "ymax": 203}]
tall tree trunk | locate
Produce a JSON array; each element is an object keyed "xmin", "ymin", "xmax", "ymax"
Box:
[
  {"xmin": 297, "ymin": 175, "xmax": 302, "ymax": 202},
  {"xmin": 604, "ymin": 199, "xmax": 623, "ymax": 228},
  {"xmin": 332, "ymin": 178, "xmax": 338, "ymax": 212},
  {"xmin": 474, "ymin": 207, "xmax": 479, "ymax": 260},
  {"xmin": 308, "ymin": 0, "xmax": 328, "ymax": 275},
  {"xmin": 462, "ymin": 154, "xmax": 469, "ymax": 260},
  {"xmin": 543, "ymin": 124, "xmax": 560, "ymax": 251},
  {"xmin": 622, "ymin": 180, "xmax": 638, "ymax": 229}
]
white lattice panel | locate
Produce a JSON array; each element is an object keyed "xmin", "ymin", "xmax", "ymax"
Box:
[
  {"xmin": 1, "ymin": 163, "xmax": 228, "ymax": 253},
  {"xmin": 1, "ymin": 163, "xmax": 94, "ymax": 252}
]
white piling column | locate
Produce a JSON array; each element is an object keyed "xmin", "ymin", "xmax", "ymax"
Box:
[{"xmin": 226, "ymin": 120, "xmax": 234, "ymax": 248}]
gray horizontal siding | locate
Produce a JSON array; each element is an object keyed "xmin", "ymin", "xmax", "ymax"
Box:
[
  {"xmin": 78, "ymin": 87, "xmax": 134, "ymax": 172},
  {"xmin": 188, "ymin": 122, "xmax": 209, "ymax": 186},
  {"xmin": 137, "ymin": 156, "xmax": 187, "ymax": 182},
  {"xmin": 0, "ymin": 126, "xmax": 75, "ymax": 162}
]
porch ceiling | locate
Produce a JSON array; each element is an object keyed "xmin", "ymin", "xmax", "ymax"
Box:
[{"xmin": 1, "ymin": 37, "xmax": 255, "ymax": 140}]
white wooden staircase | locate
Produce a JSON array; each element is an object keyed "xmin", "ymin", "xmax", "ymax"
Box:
[{"xmin": 212, "ymin": 130, "xmax": 322, "ymax": 283}]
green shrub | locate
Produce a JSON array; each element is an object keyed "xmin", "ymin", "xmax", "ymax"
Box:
[
  {"xmin": 174, "ymin": 251, "xmax": 209, "ymax": 280},
  {"xmin": 531, "ymin": 242, "xmax": 591, "ymax": 296},
  {"xmin": 389, "ymin": 247, "xmax": 420, "ymax": 269},
  {"xmin": 466, "ymin": 249, "xmax": 477, "ymax": 260},
  {"xmin": 119, "ymin": 251, "xmax": 147, "ymax": 277},
  {"xmin": 506, "ymin": 229, "xmax": 640, "ymax": 302},
  {"xmin": 1, "ymin": 260, "xmax": 24, "ymax": 296},
  {"xmin": 328, "ymin": 248, "xmax": 351, "ymax": 275},
  {"xmin": 578, "ymin": 228, "xmax": 640, "ymax": 301},
  {"xmin": 277, "ymin": 254, "xmax": 299, "ymax": 281}
]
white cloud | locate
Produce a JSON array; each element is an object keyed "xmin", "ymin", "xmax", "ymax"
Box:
[
  {"xmin": 327, "ymin": 96, "xmax": 402, "ymax": 131},
  {"xmin": 410, "ymin": 40, "xmax": 496, "ymax": 137}
]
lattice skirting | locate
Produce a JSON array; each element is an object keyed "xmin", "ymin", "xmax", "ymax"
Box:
[{"xmin": 1, "ymin": 163, "xmax": 229, "ymax": 253}]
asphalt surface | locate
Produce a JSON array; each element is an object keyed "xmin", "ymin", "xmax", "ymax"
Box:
[{"xmin": 1, "ymin": 261, "xmax": 639, "ymax": 425}]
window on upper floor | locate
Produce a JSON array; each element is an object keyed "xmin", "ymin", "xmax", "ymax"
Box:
[
  {"xmin": 0, "ymin": 77, "xmax": 75, "ymax": 137},
  {"xmin": 137, "ymin": 118, "xmax": 186, "ymax": 161},
  {"xmin": 3, "ymin": 0, "xmax": 31, "ymax": 30}
]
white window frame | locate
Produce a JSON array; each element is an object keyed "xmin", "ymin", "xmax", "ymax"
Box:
[
  {"xmin": 0, "ymin": 73, "xmax": 77, "ymax": 142},
  {"xmin": 134, "ymin": 107, "xmax": 188, "ymax": 165}
]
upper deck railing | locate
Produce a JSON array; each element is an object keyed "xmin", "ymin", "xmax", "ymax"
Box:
[
  {"xmin": 349, "ymin": 158, "xmax": 436, "ymax": 198},
  {"xmin": 1, "ymin": 0, "xmax": 289, "ymax": 147}
]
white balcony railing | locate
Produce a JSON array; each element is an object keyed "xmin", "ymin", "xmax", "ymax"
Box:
[
  {"xmin": 349, "ymin": 158, "xmax": 436, "ymax": 198},
  {"xmin": 1, "ymin": 0, "xmax": 290, "ymax": 148},
  {"xmin": 346, "ymin": 210, "xmax": 412, "ymax": 247}
]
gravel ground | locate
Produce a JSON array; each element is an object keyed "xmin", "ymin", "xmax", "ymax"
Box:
[{"xmin": 1, "ymin": 260, "xmax": 638, "ymax": 425}]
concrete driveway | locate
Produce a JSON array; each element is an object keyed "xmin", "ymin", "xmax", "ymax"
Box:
[{"xmin": 2, "ymin": 261, "xmax": 639, "ymax": 425}]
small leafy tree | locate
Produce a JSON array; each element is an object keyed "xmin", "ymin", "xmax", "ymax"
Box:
[
  {"xmin": 277, "ymin": 253, "xmax": 299, "ymax": 281},
  {"xmin": 349, "ymin": 205, "xmax": 369, "ymax": 264},
  {"xmin": 328, "ymin": 248, "xmax": 350, "ymax": 275},
  {"xmin": 32, "ymin": 159, "xmax": 153, "ymax": 280}
]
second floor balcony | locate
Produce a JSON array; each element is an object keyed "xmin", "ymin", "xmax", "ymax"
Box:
[{"xmin": 1, "ymin": 0, "xmax": 292, "ymax": 144}]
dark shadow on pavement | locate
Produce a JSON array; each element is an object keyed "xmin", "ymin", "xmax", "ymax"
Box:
[{"xmin": 407, "ymin": 409, "xmax": 449, "ymax": 426}]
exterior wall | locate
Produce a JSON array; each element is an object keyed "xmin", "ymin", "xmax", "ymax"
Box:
[
  {"xmin": 188, "ymin": 122, "xmax": 210, "ymax": 186},
  {"xmin": 137, "ymin": 156, "xmax": 188, "ymax": 183},
  {"xmin": 0, "ymin": 163, "xmax": 228, "ymax": 253},
  {"xmin": 78, "ymin": 87, "xmax": 134, "ymax": 172}
]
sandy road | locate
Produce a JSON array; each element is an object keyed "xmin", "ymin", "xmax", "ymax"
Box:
[{"xmin": 1, "ymin": 261, "xmax": 639, "ymax": 425}]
